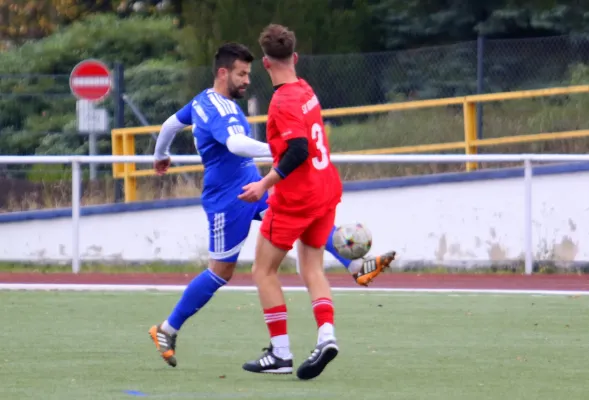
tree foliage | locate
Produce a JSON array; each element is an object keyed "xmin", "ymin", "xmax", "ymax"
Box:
[
  {"xmin": 373, "ymin": 0, "xmax": 589, "ymax": 50},
  {"xmin": 179, "ymin": 0, "xmax": 377, "ymax": 66},
  {"xmin": 0, "ymin": 0, "xmax": 175, "ymax": 45},
  {"xmin": 0, "ymin": 0, "xmax": 55, "ymax": 42}
]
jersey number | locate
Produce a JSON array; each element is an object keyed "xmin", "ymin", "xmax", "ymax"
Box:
[{"xmin": 311, "ymin": 123, "xmax": 329, "ymax": 170}]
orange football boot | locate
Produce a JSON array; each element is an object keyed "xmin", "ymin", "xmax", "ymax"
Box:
[
  {"xmin": 353, "ymin": 251, "xmax": 396, "ymax": 286},
  {"xmin": 149, "ymin": 324, "xmax": 177, "ymax": 367}
]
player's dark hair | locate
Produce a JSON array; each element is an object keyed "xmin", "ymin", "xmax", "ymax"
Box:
[
  {"xmin": 258, "ymin": 24, "xmax": 296, "ymax": 60},
  {"xmin": 213, "ymin": 42, "xmax": 254, "ymax": 75}
]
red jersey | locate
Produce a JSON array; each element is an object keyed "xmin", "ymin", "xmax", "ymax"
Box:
[{"xmin": 266, "ymin": 79, "xmax": 343, "ymax": 215}]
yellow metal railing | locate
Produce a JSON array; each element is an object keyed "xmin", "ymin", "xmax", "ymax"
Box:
[{"xmin": 111, "ymin": 85, "xmax": 589, "ymax": 202}]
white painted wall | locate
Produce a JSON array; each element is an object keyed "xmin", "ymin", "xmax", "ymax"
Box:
[{"xmin": 2, "ymin": 171, "xmax": 588, "ymax": 266}]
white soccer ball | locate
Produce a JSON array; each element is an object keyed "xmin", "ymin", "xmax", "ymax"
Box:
[{"xmin": 332, "ymin": 223, "xmax": 372, "ymax": 260}]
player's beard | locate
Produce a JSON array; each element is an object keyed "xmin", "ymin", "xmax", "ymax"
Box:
[{"xmin": 228, "ymin": 79, "xmax": 247, "ymax": 99}]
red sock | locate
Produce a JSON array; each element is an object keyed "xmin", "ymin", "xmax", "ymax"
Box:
[
  {"xmin": 312, "ymin": 297, "xmax": 334, "ymax": 328},
  {"xmin": 263, "ymin": 304, "xmax": 288, "ymax": 338}
]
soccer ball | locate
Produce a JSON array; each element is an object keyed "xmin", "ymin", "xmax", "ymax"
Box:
[{"xmin": 332, "ymin": 223, "xmax": 372, "ymax": 260}]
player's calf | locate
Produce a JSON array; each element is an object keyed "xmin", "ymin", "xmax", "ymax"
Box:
[{"xmin": 251, "ymin": 234, "xmax": 290, "ymax": 309}]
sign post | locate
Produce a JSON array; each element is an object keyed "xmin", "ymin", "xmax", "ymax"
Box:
[
  {"xmin": 70, "ymin": 60, "xmax": 112, "ymax": 181},
  {"xmin": 76, "ymin": 100, "xmax": 109, "ymax": 180}
]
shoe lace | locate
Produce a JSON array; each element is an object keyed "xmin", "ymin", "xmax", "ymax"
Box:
[{"xmin": 258, "ymin": 347, "xmax": 275, "ymax": 363}]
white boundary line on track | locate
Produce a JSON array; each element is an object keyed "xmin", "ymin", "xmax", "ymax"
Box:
[{"xmin": 0, "ymin": 283, "xmax": 588, "ymax": 296}]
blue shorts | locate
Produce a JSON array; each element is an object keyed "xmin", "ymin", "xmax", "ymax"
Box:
[{"xmin": 206, "ymin": 194, "xmax": 268, "ymax": 262}]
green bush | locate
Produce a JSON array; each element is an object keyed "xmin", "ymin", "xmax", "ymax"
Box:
[
  {"xmin": 0, "ymin": 14, "xmax": 181, "ymax": 74},
  {"xmin": 124, "ymin": 59, "xmax": 190, "ymax": 126}
]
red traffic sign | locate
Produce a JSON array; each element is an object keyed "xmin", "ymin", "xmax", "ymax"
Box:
[{"xmin": 69, "ymin": 59, "xmax": 112, "ymax": 102}]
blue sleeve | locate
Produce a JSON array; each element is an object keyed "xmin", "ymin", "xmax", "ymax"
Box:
[
  {"xmin": 209, "ymin": 114, "xmax": 247, "ymax": 145},
  {"xmin": 175, "ymin": 102, "xmax": 192, "ymax": 125}
]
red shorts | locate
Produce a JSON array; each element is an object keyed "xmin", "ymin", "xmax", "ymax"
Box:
[{"xmin": 260, "ymin": 206, "xmax": 336, "ymax": 251}]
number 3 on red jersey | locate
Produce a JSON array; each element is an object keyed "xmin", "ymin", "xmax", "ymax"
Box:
[{"xmin": 311, "ymin": 123, "xmax": 329, "ymax": 170}]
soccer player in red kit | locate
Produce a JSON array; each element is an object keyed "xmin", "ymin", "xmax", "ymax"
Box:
[{"xmin": 238, "ymin": 24, "xmax": 342, "ymax": 380}]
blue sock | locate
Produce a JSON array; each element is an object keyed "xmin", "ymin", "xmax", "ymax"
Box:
[
  {"xmin": 167, "ymin": 269, "xmax": 227, "ymax": 331},
  {"xmin": 324, "ymin": 225, "xmax": 352, "ymax": 270}
]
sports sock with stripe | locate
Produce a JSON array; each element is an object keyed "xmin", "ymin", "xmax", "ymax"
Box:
[
  {"xmin": 264, "ymin": 304, "xmax": 292, "ymax": 360},
  {"xmin": 312, "ymin": 297, "xmax": 336, "ymax": 344}
]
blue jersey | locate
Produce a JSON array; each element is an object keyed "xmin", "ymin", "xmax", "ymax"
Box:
[{"xmin": 175, "ymin": 89, "xmax": 262, "ymax": 213}]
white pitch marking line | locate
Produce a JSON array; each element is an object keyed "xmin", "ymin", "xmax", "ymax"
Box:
[{"xmin": 0, "ymin": 283, "xmax": 588, "ymax": 296}]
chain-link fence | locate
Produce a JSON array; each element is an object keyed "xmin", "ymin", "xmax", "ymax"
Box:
[
  {"xmin": 3, "ymin": 34, "xmax": 589, "ymax": 209},
  {"xmin": 3, "ymin": 34, "xmax": 589, "ymax": 133}
]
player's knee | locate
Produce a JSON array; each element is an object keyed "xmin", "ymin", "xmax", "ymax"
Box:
[
  {"xmin": 251, "ymin": 261, "xmax": 274, "ymax": 284},
  {"xmin": 299, "ymin": 259, "xmax": 330, "ymax": 298},
  {"xmin": 209, "ymin": 260, "xmax": 237, "ymax": 281},
  {"xmin": 251, "ymin": 250, "xmax": 284, "ymax": 284},
  {"xmin": 299, "ymin": 263, "xmax": 325, "ymax": 284}
]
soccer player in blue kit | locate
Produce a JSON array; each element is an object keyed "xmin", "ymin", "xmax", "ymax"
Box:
[{"xmin": 148, "ymin": 42, "xmax": 396, "ymax": 367}]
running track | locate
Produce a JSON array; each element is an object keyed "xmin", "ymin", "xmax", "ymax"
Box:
[{"xmin": 1, "ymin": 272, "xmax": 589, "ymax": 291}]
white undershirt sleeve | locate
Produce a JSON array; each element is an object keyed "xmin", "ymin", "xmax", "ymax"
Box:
[
  {"xmin": 154, "ymin": 114, "xmax": 189, "ymax": 160},
  {"xmin": 226, "ymin": 134, "xmax": 272, "ymax": 158}
]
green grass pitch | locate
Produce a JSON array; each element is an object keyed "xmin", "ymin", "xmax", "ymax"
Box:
[{"xmin": 1, "ymin": 290, "xmax": 588, "ymax": 400}]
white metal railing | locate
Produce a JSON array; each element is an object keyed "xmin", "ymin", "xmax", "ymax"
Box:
[{"xmin": 2, "ymin": 153, "xmax": 589, "ymax": 275}]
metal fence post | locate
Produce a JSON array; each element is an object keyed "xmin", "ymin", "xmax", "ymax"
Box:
[
  {"xmin": 476, "ymin": 35, "xmax": 485, "ymax": 140},
  {"xmin": 524, "ymin": 159, "xmax": 533, "ymax": 275},
  {"xmin": 113, "ymin": 63, "xmax": 125, "ymax": 203},
  {"xmin": 72, "ymin": 160, "xmax": 81, "ymax": 274},
  {"xmin": 463, "ymin": 101, "xmax": 478, "ymax": 171}
]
